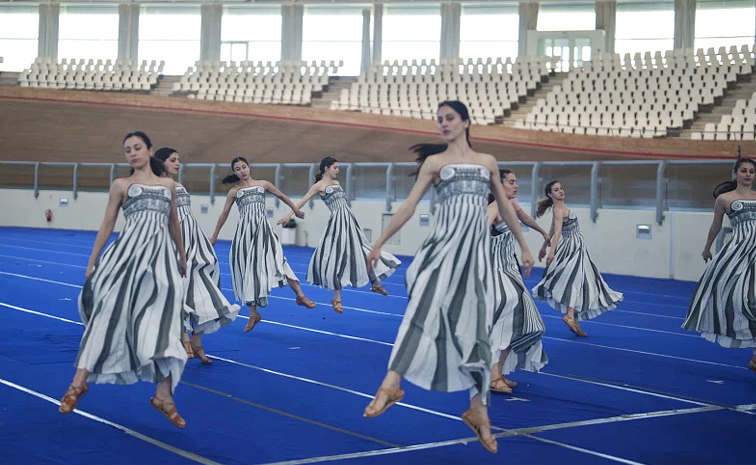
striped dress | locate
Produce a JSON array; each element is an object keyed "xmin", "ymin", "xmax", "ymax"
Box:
[
  {"xmin": 230, "ymin": 186, "xmax": 297, "ymax": 308},
  {"xmin": 683, "ymin": 199, "xmax": 756, "ymax": 348},
  {"xmin": 176, "ymin": 186, "xmax": 239, "ymax": 334},
  {"xmin": 388, "ymin": 164, "xmax": 493, "ymax": 403},
  {"xmin": 76, "ymin": 183, "xmax": 186, "ymax": 392},
  {"xmin": 491, "ymin": 219, "xmax": 548, "ymax": 374},
  {"xmin": 532, "ymin": 210, "xmax": 623, "ymax": 320},
  {"xmin": 307, "ymin": 185, "xmax": 400, "ymax": 290}
]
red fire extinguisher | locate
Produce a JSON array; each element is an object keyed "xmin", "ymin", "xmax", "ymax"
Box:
[{"xmin": 45, "ymin": 209, "xmax": 52, "ymax": 222}]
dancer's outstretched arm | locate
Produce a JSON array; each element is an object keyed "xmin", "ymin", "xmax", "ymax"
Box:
[
  {"xmin": 260, "ymin": 181, "xmax": 305, "ymax": 219},
  {"xmin": 85, "ymin": 179, "xmax": 126, "ymax": 278},
  {"xmin": 210, "ymin": 188, "xmax": 238, "ymax": 245},
  {"xmin": 277, "ymin": 182, "xmax": 322, "ymax": 225},
  {"xmin": 702, "ymin": 195, "xmax": 727, "ymax": 262},
  {"xmin": 517, "ymin": 208, "xmax": 551, "ymax": 244},
  {"xmin": 366, "ymin": 160, "xmax": 436, "ymax": 269},
  {"xmin": 486, "ymin": 156, "xmax": 534, "ymax": 277}
]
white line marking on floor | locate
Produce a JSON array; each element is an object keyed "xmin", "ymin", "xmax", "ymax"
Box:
[{"xmin": 0, "ymin": 377, "xmax": 225, "ymax": 465}]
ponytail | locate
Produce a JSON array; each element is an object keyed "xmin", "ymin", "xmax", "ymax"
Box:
[
  {"xmin": 536, "ymin": 180, "xmax": 560, "ymax": 218},
  {"xmin": 535, "ymin": 198, "xmax": 553, "ymax": 218},
  {"xmin": 409, "ymin": 143, "xmax": 448, "ymax": 177},
  {"xmin": 713, "ymin": 157, "xmax": 756, "ymax": 198},
  {"xmin": 222, "ymin": 174, "xmax": 241, "ymax": 184}
]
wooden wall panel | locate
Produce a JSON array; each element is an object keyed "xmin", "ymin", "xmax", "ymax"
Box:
[{"xmin": 0, "ymin": 86, "xmax": 749, "ymax": 166}]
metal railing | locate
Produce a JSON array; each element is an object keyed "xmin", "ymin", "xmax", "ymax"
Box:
[{"xmin": 0, "ymin": 159, "xmax": 734, "ymax": 225}]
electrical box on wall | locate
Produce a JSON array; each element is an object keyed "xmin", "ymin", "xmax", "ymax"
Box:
[
  {"xmin": 636, "ymin": 224, "xmax": 652, "ymax": 240},
  {"xmin": 419, "ymin": 214, "xmax": 430, "ymax": 227},
  {"xmin": 59, "ymin": 199, "xmax": 68, "ymax": 207},
  {"xmin": 200, "ymin": 204, "xmax": 209, "ymax": 214},
  {"xmin": 266, "ymin": 208, "xmax": 274, "ymax": 218}
]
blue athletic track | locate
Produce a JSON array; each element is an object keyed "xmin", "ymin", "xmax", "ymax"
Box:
[{"xmin": 0, "ymin": 226, "xmax": 754, "ymax": 465}]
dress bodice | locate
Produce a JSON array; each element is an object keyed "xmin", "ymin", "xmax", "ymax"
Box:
[
  {"xmin": 434, "ymin": 164, "xmax": 490, "ymax": 206},
  {"xmin": 176, "ymin": 186, "xmax": 191, "ymax": 209},
  {"xmin": 727, "ymin": 200, "xmax": 756, "ymax": 228},
  {"xmin": 321, "ymin": 185, "xmax": 349, "ymax": 213},
  {"xmin": 561, "ymin": 211, "xmax": 579, "ymax": 237},
  {"xmin": 236, "ymin": 186, "xmax": 266, "ymax": 216},
  {"xmin": 121, "ymin": 184, "xmax": 171, "ymax": 222}
]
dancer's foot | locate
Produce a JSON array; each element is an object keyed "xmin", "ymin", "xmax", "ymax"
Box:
[
  {"xmin": 562, "ymin": 315, "xmax": 587, "ymax": 337},
  {"xmin": 191, "ymin": 343, "xmax": 212, "ymax": 364},
  {"xmin": 245, "ymin": 314, "xmax": 262, "ymax": 332},
  {"xmin": 461, "ymin": 408, "xmax": 497, "ymax": 453},
  {"xmin": 749, "ymin": 355, "xmax": 756, "ymax": 374},
  {"xmin": 295, "ymin": 295, "xmax": 316, "ymax": 309},
  {"xmin": 370, "ymin": 282, "xmax": 389, "ymax": 296},
  {"xmin": 502, "ymin": 377, "xmax": 517, "ymax": 388},
  {"xmin": 331, "ymin": 299, "xmax": 343, "ymax": 314},
  {"xmin": 490, "ymin": 377, "xmax": 512, "ymax": 394},
  {"xmin": 150, "ymin": 396, "xmax": 186, "ymax": 428},
  {"xmin": 363, "ymin": 385, "xmax": 405, "ymax": 418},
  {"xmin": 59, "ymin": 383, "xmax": 88, "ymax": 414},
  {"xmin": 183, "ymin": 334, "xmax": 195, "ymax": 358}
]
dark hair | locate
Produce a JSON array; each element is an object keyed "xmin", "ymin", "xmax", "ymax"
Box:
[
  {"xmin": 315, "ymin": 156, "xmax": 338, "ymax": 183},
  {"xmin": 410, "ymin": 100, "xmax": 472, "ymax": 177},
  {"xmin": 712, "ymin": 157, "xmax": 756, "ymax": 198},
  {"xmin": 154, "ymin": 147, "xmax": 177, "ymax": 163},
  {"xmin": 536, "ymin": 180, "xmax": 560, "ymax": 218},
  {"xmin": 488, "ymin": 169, "xmax": 514, "ymax": 204},
  {"xmin": 222, "ymin": 156, "xmax": 250, "ymax": 184},
  {"xmin": 124, "ymin": 131, "xmax": 165, "ymax": 176}
]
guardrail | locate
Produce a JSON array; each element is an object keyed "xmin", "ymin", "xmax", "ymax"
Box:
[{"xmin": 0, "ymin": 159, "xmax": 734, "ymax": 225}]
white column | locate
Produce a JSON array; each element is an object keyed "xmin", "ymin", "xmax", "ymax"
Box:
[
  {"xmin": 440, "ymin": 3, "xmax": 461, "ymax": 60},
  {"xmin": 38, "ymin": 3, "xmax": 60, "ymax": 60},
  {"xmin": 518, "ymin": 2, "xmax": 539, "ymax": 57},
  {"xmin": 674, "ymin": 0, "xmax": 696, "ymax": 50},
  {"xmin": 281, "ymin": 4, "xmax": 303, "ymax": 61},
  {"xmin": 200, "ymin": 4, "xmax": 222, "ymax": 62},
  {"xmin": 361, "ymin": 9, "xmax": 372, "ymax": 73},
  {"xmin": 595, "ymin": 1, "xmax": 617, "ymax": 55},
  {"xmin": 372, "ymin": 4, "xmax": 383, "ymax": 64},
  {"xmin": 118, "ymin": 4, "xmax": 139, "ymax": 61}
]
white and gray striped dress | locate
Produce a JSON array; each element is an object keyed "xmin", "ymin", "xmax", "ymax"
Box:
[
  {"xmin": 230, "ymin": 186, "xmax": 298, "ymax": 308},
  {"xmin": 176, "ymin": 186, "xmax": 239, "ymax": 334},
  {"xmin": 491, "ymin": 220, "xmax": 548, "ymax": 374},
  {"xmin": 307, "ymin": 185, "xmax": 400, "ymax": 290},
  {"xmin": 388, "ymin": 164, "xmax": 493, "ymax": 403},
  {"xmin": 77, "ymin": 183, "xmax": 186, "ymax": 392},
  {"xmin": 683, "ymin": 199, "xmax": 756, "ymax": 348},
  {"xmin": 532, "ymin": 211, "xmax": 623, "ymax": 320}
]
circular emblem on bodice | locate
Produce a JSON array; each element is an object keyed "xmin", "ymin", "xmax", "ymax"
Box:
[
  {"xmin": 568, "ymin": 211, "xmax": 577, "ymax": 220},
  {"xmin": 325, "ymin": 185, "xmax": 339, "ymax": 194},
  {"xmin": 439, "ymin": 165, "xmax": 456, "ymax": 180},
  {"xmin": 731, "ymin": 200, "xmax": 744, "ymax": 211},
  {"xmin": 128, "ymin": 184, "xmax": 144, "ymax": 197}
]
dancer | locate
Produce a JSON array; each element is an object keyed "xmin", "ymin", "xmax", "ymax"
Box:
[
  {"xmin": 683, "ymin": 157, "xmax": 756, "ymax": 373},
  {"xmin": 277, "ymin": 156, "xmax": 400, "ymax": 313},
  {"xmin": 155, "ymin": 147, "xmax": 240, "ymax": 363},
  {"xmin": 488, "ymin": 169, "xmax": 549, "ymax": 394},
  {"xmin": 210, "ymin": 156, "xmax": 313, "ymax": 333},
  {"xmin": 532, "ymin": 181, "xmax": 623, "ymax": 336},
  {"xmin": 59, "ymin": 131, "xmax": 188, "ymax": 428},
  {"xmin": 362, "ymin": 101, "xmax": 535, "ymax": 454}
]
